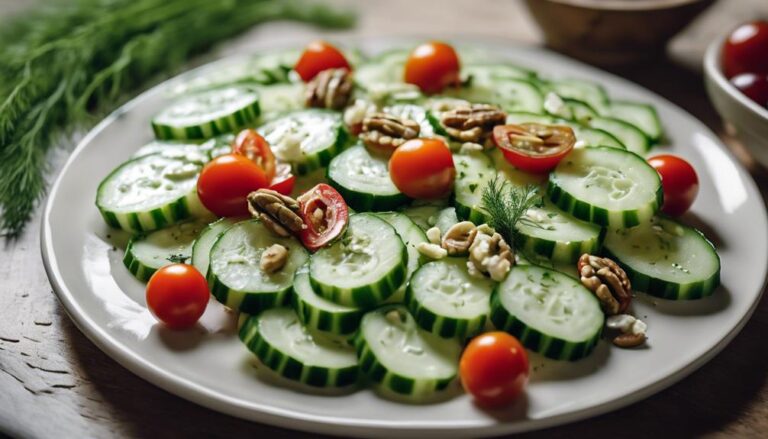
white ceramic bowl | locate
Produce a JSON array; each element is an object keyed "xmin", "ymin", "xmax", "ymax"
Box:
[{"xmin": 704, "ymin": 33, "xmax": 768, "ymax": 166}]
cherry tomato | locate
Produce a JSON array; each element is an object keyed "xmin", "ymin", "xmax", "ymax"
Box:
[
  {"xmin": 197, "ymin": 154, "xmax": 268, "ymax": 217},
  {"xmin": 146, "ymin": 264, "xmax": 209, "ymax": 329},
  {"xmin": 460, "ymin": 332, "xmax": 529, "ymax": 407},
  {"xmin": 722, "ymin": 21, "xmax": 768, "ymax": 78},
  {"xmin": 232, "ymin": 129, "xmax": 276, "ymax": 182},
  {"xmin": 294, "ymin": 40, "xmax": 350, "ymax": 82},
  {"xmin": 388, "ymin": 138, "xmax": 455, "ymax": 199},
  {"xmin": 647, "ymin": 154, "xmax": 699, "ymax": 216},
  {"xmin": 297, "ymin": 183, "xmax": 349, "ymax": 252},
  {"xmin": 730, "ymin": 73, "xmax": 768, "ymax": 107},
  {"xmin": 404, "ymin": 41, "xmax": 461, "ymax": 94},
  {"xmin": 493, "ymin": 123, "xmax": 575, "ymax": 173},
  {"xmin": 268, "ymin": 163, "xmax": 296, "ymax": 196}
]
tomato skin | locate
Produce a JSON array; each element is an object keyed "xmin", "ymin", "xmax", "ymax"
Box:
[
  {"xmin": 647, "ymin": 154, "xmax": 699, "ymax": 216},
  {"xmin": 404, "ymin": 41, "xmax": 461, "ymax": 94},
  {"xmin": 298, "ymin": 183, "xmax": 349, "ymax": 252},
  {"xmin": 730, "ymin": 73, "xmax": 768, "ymax": 107},
  {"xmin": 232, "ymin": 129, "xmax": 276, "ymax": 182},
  {"xmin": 499, "ymin": 147, "xmax": 570, "ymax": 174},
  {"xmin": 493, "ymin": 124, "xmax": 575, "ymax": 174},
  {"xmin": 389, "ymin": 138, "xmax": 456, "ymax": 199},
  {"xmin": 197, "ymin": 154, "xmax": 268, "ymax": 217},
  {"xmin": 146, "ymin": 264, "xmax": 209, "ymax": 329},
  {"xmin": 460, "ymin": 332, "xmax": 529, "ymax": 407},
  {"xmin": 294, "ymin": 40, "xmax": 350, "ymax": 82},
  {"xmin": 722, "ymin": 21, "xmax": 768, "ymax": 78},
  {"xmin": 268, "ymin": 163, "xmax": 296, "ymax": 196}
]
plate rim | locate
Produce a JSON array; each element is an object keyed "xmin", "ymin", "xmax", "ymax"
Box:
[{"xmin": 41, "ymin": 35, "xmax": 768, "ymax": 437}]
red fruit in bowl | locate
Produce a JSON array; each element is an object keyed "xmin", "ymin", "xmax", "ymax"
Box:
[
  {"xmin": 730, "ymin": 73, "xmax": 768, "ymax": 108},
  {"xmin": 722, "ymin": 20, "xmax": 768, "ymax": 78}
]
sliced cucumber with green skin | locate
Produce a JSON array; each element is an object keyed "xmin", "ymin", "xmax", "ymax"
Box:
[
  {"xmin": 398, "ymin": 202, "xmax": 447, "ymax": 231},
  {"xmin": 191, "ymin": 217, "xmax": 239, "ymax": 278},
  {"xmin": 255, "ymin": 83, "xmax": 304, "ymax": 116},
  {"xmin": 434, "ymin": 207, "xmax": 459, "ymax": 235},
  {"xmin": 292, "ymin": 269, "xmax": 363, "ymax": 336},
  {"xmin": 547, "ymin": 147, "xmax": 662, "ymax": 228},
  {"xmin": 352, "ymin": 305, "xmax": 461, "ymax": 398},
  {"xmin": 383, "ymin": 104, "xmax": 435, "ymax": 137},
  {"xmin": 310, "ymin": 214, "xmax": 407, "ymax": 308},
  {"xmin": 453, "ymin": 152, "xmax": 496, "ymax": 224},
  {"xmin": 238, "ymin": 308, "xmax": 359, "ymax": 388},
  {"xmin": 544, "ymin": 79, "xmax": 609, "ymax": 114},
  {"xmin": 132, "ymin": 140, "xmax": 208, "ymax": 160},
  {"xmin": 123, "ymin": 220, "xmax": 207, "ymax": 282},
  {"xmin": 441, "ymin": 78, "xmax": 543, "ymax": 113},
  {"xmin": 96, "ymin": 152, "xmax": 210, "ymax": 233},
  {"xmin": 516, "ymin": 200, "xmax": 605, "ymax": 263},
  {"xmin": 406, "ymin": 258, "xmax": 494, "ymax": 339},
  {"xmin": 208, "ymin": 220, "xmax": 309, "ymax": 314},
  {"xmin": 505, "ymin": 112, "xmax": 625, "ymax": 149},
  {"xmin": 258, "ymin": 110, "xmax": 347, "ymax": 175},
  {"xmin": 327, "ymin": 145, "xmax": 409, "ymax": 211},
  {"xmin": 152, "ymin": 86, "xmax": 260, "ymax": 140},
  {"xmin": 375, "ymin": 211, "xmax": 428, "ymax": 281},
  {"xmin": 462, "ymin": 63, "xmax": 536, "ymax": 85},
  {"xmin": 604, "ymin": 217, "xmax": 720, "ymax": 300},
  {"xmin": 490, "ymin": 265, "xmax": 604, "ymax": 361},
  {"xmin": 586, "ymin": 116, "xmax": 651, "ymax": 155},
  {"xmin": 489, "ymin": 147, "xmax": 549, "ymax": 187},
  {"xmin": 607, "ymin": 101, "xmax": 663, "ymax": 143},
  {"xmin": 561, "ymin": 98, "xmax": 598, "ymax": 122}
]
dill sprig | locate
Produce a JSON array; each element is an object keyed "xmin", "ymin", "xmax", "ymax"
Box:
[
  {"xmin": 480, "ymin": 175, "xmax": 543, "ymax": 246},
  {"xmin": 0, "ymin": 0, "xmax": 354, "ymax": 238}
]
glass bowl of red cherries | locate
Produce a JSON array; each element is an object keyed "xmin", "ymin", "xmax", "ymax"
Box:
[{"xmin": 705, "ymin": 20, "xmax": 768, "ymax": 167}]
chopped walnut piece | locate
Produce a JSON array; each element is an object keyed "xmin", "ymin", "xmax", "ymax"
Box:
[
  {"xmin": 305, "ymin": 68, "xmax": 353, "ymax": 110},
  {"xmin": 440, "ymin": 103, "xmax": 506, "ymax": 144},
  {"xmin": 578, "ymin": 253, "xmax": 632, "ymax": 315},
  {"xmin": 260, "ymin": 244, "xmax": 288, "ymax": 273},
  {"xmin": 360, "ymin": 113, "xmax": 420, "ymax": 153},
  {"xmin": 247, "ymin": 189, "xmax": 304, "ymax": 237}
]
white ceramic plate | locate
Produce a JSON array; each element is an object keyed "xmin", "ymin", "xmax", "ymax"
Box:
[{"xmin": 41, "ymin": 37, "xmax": 768, "ymax": 437}]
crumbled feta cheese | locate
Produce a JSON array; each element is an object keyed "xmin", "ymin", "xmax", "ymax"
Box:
[
  {"xmin": 459, "ymin": 142, "xmax": 484, "ymax": 154},
  {"xmin": 606, "ymin": 314, "xmax": 636, "ymax": 332},
  {"xmin": 543, "ymin": 92, "xmax": 567, "ymax": 118}
]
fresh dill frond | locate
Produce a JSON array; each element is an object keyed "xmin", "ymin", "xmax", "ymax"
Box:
[{"xmin": 480, "ymin": 174, "xmax": 542, "ymax": 246}]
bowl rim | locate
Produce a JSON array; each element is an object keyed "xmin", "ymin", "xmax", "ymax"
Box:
[
  {"xmin": 539, "ymin": 0, "xmax": 711, "ymax": 11},
  {"xmin": 704, "ymin": 33, "xmax": 768, "ymax": 121}
]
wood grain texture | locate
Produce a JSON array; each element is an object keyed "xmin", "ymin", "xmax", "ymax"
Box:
[{"xmin": 2, "ymin": 0, "xmax": 768, "ymax": 438}]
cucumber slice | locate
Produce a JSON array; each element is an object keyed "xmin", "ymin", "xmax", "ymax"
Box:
[
  {"xmin": 544, "ymin": 79, "xmax": 609, "ymax": 113},
  {"xmin": 255, "ymin": 83, "xmax": 304, "ymax": 116},
  {"xmin": 375, "ymin": 212, "xmax": 428, "ymax": 283},
  {"xmin": 607, "ymin": 101, "xmax": 663, "ymax": 143},
  {"xmin": 383, "ymin": 104, "xmax": 436, "ymax": 137},
  {"xmin": 406, "ymin": 258, "xmax": 494, "ymax": 339},
  {"xmin": 258, "ymin": 110, "xmax": 347, "ymax": 175},
  {"xmin": 123, "ymin": 220, "xmax": 207, "ymax": 282},
  {"xmin": 462, "ymin": 63, "xmax": 536, "ymax": 84},
  {"xmin": 505, "ymin": 112, "xmax": 625, "ymax": 149},
  {"xmin": 132, "ymin": 140, "xmax": 208, "ymax": 160},
  {"xmin": 292, "ymin": 269, "xmax": 363, "ymax": 336},
  {"xmin": 352, "ymin": 305, "xmax": 461, "ymax": 398},
  {"xmin": 604, "ymin": 217, "xmax": 720, "ymax": 300},
  {"xmin": 239, "ymin": 308, "xmax": 359, "ymax": 388},
  {"xmin": 490, "ymin": 265, "xmax": 604, "ymax": 361},
  {"xmin": 398, "ymin": 202, "xmax": 448, "ymax": 231},
  {"xmin": 516, "ymin": 200, "xmax": 605, "ymax": 263},
  {"xmin": 96, "ymin": 152, "xmax": 210, "ymax": 233},
  {"xmin": 191, "ymin": 217, "xmax": 239, "ymax": 277},
  {"xmin": 453, "ymin": 152, "xmax": 496, "ymax": 224},
  {"xmin": 310, "ymin": 214, "xmax": 407, "ymax": 308},
  {"xmin": 434, "ymin": 207, "xmax": 459, "ymax": 235},
  {"xmin": 208, "ymin": 220, "xmax": 309, "ymax": 314},
  {"xmin": 547, "ymin": 147, "xmax": 662, "ymax": 228},
  {"xmin": 586, "ymin": 116, "xmax": 651, "ymax": 155},
  {"xmin": 327, "ymin": 145, "xmax": 409, "ymax": 211},
  {"xmin": 441, "ymin": 78, "xmax": 543, "ymax": 113},
  {"xmin": 562, "ymin": 98, "xmax": 598, "ymax": 121},
  {"xmin": 152, "ymin": 86, "xmax": 260, "ymax": 140}
]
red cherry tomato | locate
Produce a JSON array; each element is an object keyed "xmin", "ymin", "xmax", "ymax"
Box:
[
  {"xmin": 493, "ymin": 124, "xmax": 575, "ymax": 174},
  {"xmin": 268, "ymin": 163, "xmax": 296, "ymax": 196},
  {"xmin": 647, "ymin": 154, "xmax": 699, "ymax": 216},
  {"xmin": 722, "ymin": 20, "xmax": 768, "ymax": 78},
  {"xmin": 197, "ymin": 154, "xmax": 268, "ymax": 217},
  {"xmin": 730, "ymin": 73, "xmax": 768, "ymax": 107},
  {"xmin": 146, "ymin": 264, "xmax": 209, "ymax": 329},
  {"xmin": 460, "ymin": 332, "xmax": 530, "ymax": 407},
  {"xmin": 294, "ymin": 40, "xmax": 350, "ymax": 82},
  {"xmin": 404, "ymin": 41, "xmax": 461, "ymax": 94},
  {"xmin": 232, "ymin": 129, "xmax": 276, "ymax": 182},
  {"xmin": 298, "ymin": 184, "xmax": 349, "ymax": 252},
  {"xmin": 388, "ymin": 138, "xmax": 456, "ymax": 199}
]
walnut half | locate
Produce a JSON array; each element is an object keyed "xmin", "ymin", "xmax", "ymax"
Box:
[{"xmin": 578, "ymin": 254, "xmax": 632, "ymax": 315}]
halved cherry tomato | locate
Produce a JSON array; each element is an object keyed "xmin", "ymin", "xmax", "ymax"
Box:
[
  {"xmin": 404, "ymin": 41, "xmax": 461, "ymax": 94},
  {"xmin": 197, "ymin": 154, "xmax": 268, "ymax": 217},
  {"xmin": 722, "ymin": 20, "xmax": 768, "ymax": 78},
  {"xmin": 460, "ymin": 332, "xmax": 529, "ymax": 407},
  {"xmin": 297, "ymin": 183, "xmax": 349, "ymax": 252},
  {"xmin": 268, "ymin": 163, "xmax": 296, "ymax": 196},
  {"xmin": 493, "ymin": 123, "xmax": 575, "ymax": 173},
  {"xmin": 647, "ymin": 154, "xmax": 699, "ymax": 216},
  {"xmin": 146, "ymin": 264, "xmax": 209, "ymax": 329},
  {"xmin": 232, "ymin": 129, "xmax": 276, "ymax": 182},
  {"xmin": 388, "ymin": 138, "xmax": 455, "ymax": 199},
  {"xmin": 294, "ymin": 40, "xmax": 350, "ymax": 82}
]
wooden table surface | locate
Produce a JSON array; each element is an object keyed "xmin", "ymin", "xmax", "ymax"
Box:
[{"xmin": 2, "ymin": 0, "xmax": 768, "ymax": 437}]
